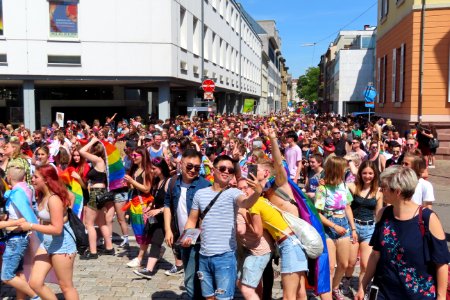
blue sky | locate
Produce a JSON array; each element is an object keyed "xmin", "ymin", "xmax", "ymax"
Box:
[{"xmin": 239, "ymin": 0, "xmax": 378, "ymax": 78}]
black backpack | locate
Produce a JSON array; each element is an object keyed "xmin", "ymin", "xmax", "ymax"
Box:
[{"xmin": 65, "ymin": 208, "xmax": 89, "ymax": 255}]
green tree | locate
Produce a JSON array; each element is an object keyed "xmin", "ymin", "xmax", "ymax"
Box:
[{"xmin": 297, "ymin": 66, "xmax": 319, "ymax": 102}]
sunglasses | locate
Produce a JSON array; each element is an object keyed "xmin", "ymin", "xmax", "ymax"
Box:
[
  {"xmin": 131, "ymin": 153, "xmax": 142, "ymax": 158},
  {"xmin": 216, "ymin": 166, "xmax": 236, "ymax": 174},
  {"xmin": 185, "ymin": 163, "xmax": 201, "ymax": 172},
  {"xmin": 332, "ymin": 132, "xmax": 340, "ymax": 134}
]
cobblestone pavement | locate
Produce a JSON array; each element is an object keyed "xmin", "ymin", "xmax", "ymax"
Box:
[{"xmin": 0, "ymin": 160, "xmax": 448, "ymax": 299}]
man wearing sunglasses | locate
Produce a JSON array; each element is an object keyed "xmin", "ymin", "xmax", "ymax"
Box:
[
  {"xmin": 182, "ymin": 155, "xmax": 264, "ymax": 300},
  {"xmin": 164, "ymin": 149, "xmax": 211, "ymax": 300},
  {"xmin": 386, "ymin": 142, "xmax": 403, "ymax": 168}
]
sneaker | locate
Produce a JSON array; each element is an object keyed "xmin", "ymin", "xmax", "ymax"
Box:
[
  {"xmin": 100, "ymin": 248, "xmax": 115, "ymax": 256},
  {"xmin": 127, "ymin": 257, "xmax": 142, "ymax": 268},
  {"xmin": 79, "ymin": 251, "xmax": 98, "ymax": 260},
  {"xmin": 341, "ymin": 277, "xmax": 352, "ymax": 296},
  {"xmin": 332, "ymin": 288, "xmax": 345, "ymax": 300},
  {"xmin": 164, "ymin": 265, "xmax": 184, "ymax": 276},
  {"xmin": 133, "ymin": 268, "xmax": 156, "ymax": 279},
  {"xmin": 119, "ymin": 239, "xmax": 130, "ymax": 249}
]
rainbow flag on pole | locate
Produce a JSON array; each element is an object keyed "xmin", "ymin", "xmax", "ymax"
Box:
[
  {"xmin": 282, "ymin": 162, "xmax": 330, "ymax": 295},
  {"xmin": 59, "ymin": 167, "xmax": 84, "ymax": 218},
  {"xmin": 101, "ymin": 141, "xmax": 126, "ymax": 191}
]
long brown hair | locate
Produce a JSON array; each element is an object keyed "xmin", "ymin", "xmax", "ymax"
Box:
[
  {"xmin": 128, "ymin": 146, "xmax": 153, "ymax": 186},
  {"xmin": 354, "ymin": 160, "xmax": 379, "ymax": 197}
]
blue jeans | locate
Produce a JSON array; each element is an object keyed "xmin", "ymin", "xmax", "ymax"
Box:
[
  {"xmin": 198, "ymin": 251, "xmax": 237, "ymax": 299},
  {"xmin": 1, "ymin": 235, "xmax": 29, "ymax": 281},
  {"xmin": 181, "ymin": 244, "xmax": 203, "ymax": 300}
]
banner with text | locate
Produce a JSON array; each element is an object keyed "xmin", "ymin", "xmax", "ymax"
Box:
[{"xmin": 49, "ymin": 1, "xmax": 78, "ymax": 38}]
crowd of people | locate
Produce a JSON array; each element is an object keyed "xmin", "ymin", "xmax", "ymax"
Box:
[{"xmin": 0, "ymin": 110, "xmax": 447, "ymax": 300}]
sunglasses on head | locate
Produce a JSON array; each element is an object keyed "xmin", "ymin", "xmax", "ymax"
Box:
[
  {"xmin": 185, "ymin": 163, "xmax": 201, "ymax": 172},
  {"xmin": 216, "ymin": 166, "xmax": 235, "ymax": 174}
]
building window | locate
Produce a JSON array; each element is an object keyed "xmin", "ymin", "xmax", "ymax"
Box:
[
  {"xmin": 49, "ymin": 0, "xmax": 78, "ymax": 38},
  {"xmin": 361, "ymin": 36, "xmax": 375, "ymax": 49},
  {"xmin": 204, "ymin": 26, "xmax": 210, "ymax": 60},
  {"xmin": 212, "ymin": 32, "xmax": 217, "ymax": 64},
  {"xmin": 0, "ymin": 0, "xmax": 3, "ymax": 36},
  {"xmin": 392, "ymin": 44, "xmax": 406, "ymax": 102},
  {"xmin": 48, "ymin": 55, "xmax": 81, "ymax": 65},
  {"xmin": 380, "ymin": 0, "xmax": 389, "ymax": 20},
  {"xmin": 0, "ymin": 54, "xmax": 7, "ymax": 64},
  {"xmin": 179, "ymin": 7, "xmax": 187, "ymax": 49},
  {"xmin": 193, "ymin": 17, "xmax": 200, "ymax": 55},
  {"xmin": 377, "ymin": 55, "xmax": 387, "ymax": 103}
]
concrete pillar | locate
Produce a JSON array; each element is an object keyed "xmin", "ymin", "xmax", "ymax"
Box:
[
  {"xmin": 158, "ymin": 83, "xmax": 170, "ymax": 120},
  {"xmin": 23, "ymin": 80, "xmax": 36, "ymax": 132}
]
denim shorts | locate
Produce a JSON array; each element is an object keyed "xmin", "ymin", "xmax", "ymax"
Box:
[
  {"xmin": 355, "ymin": 222, "xmax": 375, "ymax": 243},
  {"xmin": 324, "ymin": 215, "xmax": 351, "ymax": 240},
  {"xmin": 1, "ymin": 235, "xmax": 29, "ymax": 281},
  {"xmin": 198, "ymin": 251, "xmax": 237, "ymax": 299},
  {"xmin": 40, "ymin": 222, "xmax": 77, "ymax": 255},
  {"xmin": 278, "ymin": 235, "xmax": 308, "ymax": 274},
  {"xmin": 241, "ymin": 252, "xmax": 271, "ymax": 288},
  {"xmin": 113, "ymin": 191, "xmax": 128, "ymax": 203}
]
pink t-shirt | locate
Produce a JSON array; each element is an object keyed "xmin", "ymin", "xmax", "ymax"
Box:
[{"xmin": 285, "ymin": 145, "xmax": 302, "ymax": 179}]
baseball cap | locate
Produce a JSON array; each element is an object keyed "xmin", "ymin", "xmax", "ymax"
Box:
[{"xmin": 144, "ymin": 134, "xmax": 153, "ymax": 140}]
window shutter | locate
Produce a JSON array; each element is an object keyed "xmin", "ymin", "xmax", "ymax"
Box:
[
  {"xmin": 392, "ymin": 48, "xmax": 397, "ymax": 102},
  {"xmin": 399, "ymin": 44, "xmax": 405, "ymax": 102}
]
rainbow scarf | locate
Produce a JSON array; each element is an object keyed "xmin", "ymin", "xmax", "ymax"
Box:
[
  {"xmin": 270, "ymin": 162, "xmax": 330, "ymax": 295},
  {"xmin": 101, "ymin": 141, "xmax": 126, "ymax": 191},
  {"xmin": 59, "ymin": 167, "xmax": 84, "ymax": 218}
]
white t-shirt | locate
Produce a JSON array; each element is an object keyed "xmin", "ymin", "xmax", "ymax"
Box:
[
  {"xmin": 176, "ymin": 181, "xmax": 191, "ymax": 235},
  {"xmin": 411, "ymin": 178, "xmax": 435, "ymax": 205}
]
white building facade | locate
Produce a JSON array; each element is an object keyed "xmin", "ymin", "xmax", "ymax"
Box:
[
  {"xmin": 0, "ymin": 0, "xmax": 262, "ymax": 130},
  {"xmin": 321, "ymin": 27, "xmax": 376, "ymax": 115}
]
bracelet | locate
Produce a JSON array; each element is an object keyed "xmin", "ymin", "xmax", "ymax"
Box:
[{"xmin": 29, "ymin": 223, "xmax": 33, "ymax": 231}]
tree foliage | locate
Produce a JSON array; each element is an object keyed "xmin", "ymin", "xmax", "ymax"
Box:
[{"xmin": 297, "ymin": 66, "xmax": 320, "ymax": 102}]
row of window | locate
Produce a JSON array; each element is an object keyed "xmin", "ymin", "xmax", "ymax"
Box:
[
  {"xmin": 377, "ymin": 43, "xmax": 406, "ymax": 103},
  {"xmin": 179, "ymin": 5, "xmax": 260, "ymax": 84},
  {"xmin": 207, "ymin": 0, "xmax": 260, "ymax": 54},
  {"xmin": 379, "ymin": 0, "xmax": 405, "ymax": 21}
]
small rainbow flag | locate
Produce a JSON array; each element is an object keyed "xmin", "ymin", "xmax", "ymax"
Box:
[
  {"xmin": 101, "ymin": 141, "xmax": 126, "ymax": 191},
  {"xmin": 122, "ymin": 195, "xmax": 154, "ymax": 245},
  {"xmin": 59, "ymin": 167, "xmax": 84, "ymax": 218}
]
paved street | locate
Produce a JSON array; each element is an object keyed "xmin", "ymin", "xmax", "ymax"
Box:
[{"xmin": 0, "ymin": 161, "xmax": 449, "ymax": 299}]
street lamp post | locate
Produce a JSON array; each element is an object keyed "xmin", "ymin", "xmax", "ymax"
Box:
[{"xmin": 300, "ymin": 43, "xmax": 317, "ymax": 66}]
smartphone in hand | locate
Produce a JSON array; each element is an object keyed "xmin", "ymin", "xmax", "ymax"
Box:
[{"xmin": 247, "ymin": 164, "xmax": 258, "ymax": 179}]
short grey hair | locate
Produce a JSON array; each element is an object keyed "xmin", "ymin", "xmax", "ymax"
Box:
[{"xmin": 380, "ymin": 165, "xmax": 418, "ymax": 199}]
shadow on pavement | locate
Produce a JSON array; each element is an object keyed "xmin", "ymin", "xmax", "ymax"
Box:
[{"xmin": 151, "ymin": 290, "xmax": 188, "ymax": 299}]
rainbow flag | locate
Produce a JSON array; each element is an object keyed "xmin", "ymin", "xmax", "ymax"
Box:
[
  {"xmin": 59, "ymin": 167, "xmax": 84, "ymax": 218},
  {"xmin": 101, "ymin": 141, "xmax": 126, "ymax": 191},
  {"xmin": 282, "ymin": 162, "xmax": 330, "ymax": 295},
  {"xmin": 122, "ymin": 195, "xmax": 153, "ymax": 245}
]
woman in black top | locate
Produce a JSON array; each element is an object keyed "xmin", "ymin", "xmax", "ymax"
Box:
[
  {"xmin": 343, "ymin": 160, "xmax": 383, "ymax": 295},
  {"xmin": 133, "ymin": 157, "xmax": 171, "ymax": 279},
  {"xmin": 124, "ymin": 146, "xmax": 153, "ymax": 269},
  {"xmin": 79, "ymin": 137, "xmax": 115, "ymax": 259}
]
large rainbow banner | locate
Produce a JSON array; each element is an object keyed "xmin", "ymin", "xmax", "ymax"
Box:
[{"xmin": 101, "ymin": 141, "xmax": 126, "ymax": 191}]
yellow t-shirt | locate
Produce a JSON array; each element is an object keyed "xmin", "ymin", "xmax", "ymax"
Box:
[{"xmin": 249, "ymin": 197, "xmax": 290, "ymax": 241}]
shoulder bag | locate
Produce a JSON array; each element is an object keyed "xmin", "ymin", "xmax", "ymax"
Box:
[{"xmin": 264, "ymin": 200, "xmax": 323, "ymax": 259}]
